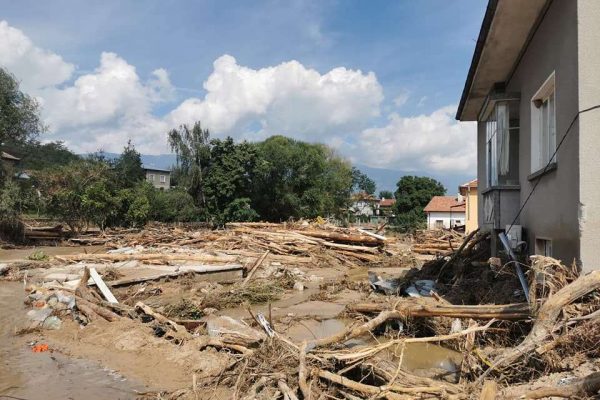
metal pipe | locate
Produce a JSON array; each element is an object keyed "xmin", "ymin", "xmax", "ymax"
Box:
[{"xmin": 498, "ymin": 231, "xmax": 530, "ymax": 303}]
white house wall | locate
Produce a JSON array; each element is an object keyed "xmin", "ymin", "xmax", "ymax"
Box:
[{"xmin": 426, "ymin": 211, "xmax": 466, "ymax": 230}]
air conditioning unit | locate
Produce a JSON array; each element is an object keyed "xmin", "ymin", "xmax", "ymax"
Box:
[{"xmin": 505, "ymin": 225, "xmax": 522, "ymax": 249}]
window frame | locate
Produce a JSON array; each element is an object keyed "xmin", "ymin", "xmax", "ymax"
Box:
[
  {"xmin": 148, "ymin": 173, "xmax": 155, "ymax": 182},
  {"xmin": 160, "ymin": 175, "xmax": 166, "ymax": 183},
  {"xmin": 531, "ymin": 72, "xmax": 557, "ymax": 174}
]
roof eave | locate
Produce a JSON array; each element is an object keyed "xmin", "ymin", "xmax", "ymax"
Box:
[{"xmin": 456, "ymin": 0, "xmax": 499, "ymax": 121}]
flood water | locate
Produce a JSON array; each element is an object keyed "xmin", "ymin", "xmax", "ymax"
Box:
[{"xmin": 0, "ymin": 281, "xmax": 144, "ymax": 400}]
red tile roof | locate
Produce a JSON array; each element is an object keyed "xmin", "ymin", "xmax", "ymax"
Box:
[
  {"xmin": 423, "ymin": 196, "xmax": 466, "ymax": 213},
  {"xmin": 379, "ymin": 198, "xmax": 396, "ymax": 207}
]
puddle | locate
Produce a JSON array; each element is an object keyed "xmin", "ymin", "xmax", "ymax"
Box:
[
  {"xmin": 285, "ymin": 318, "xmax": 350, "ymax": 342},
  {"xmin": 384, "ymin": 341, "xmax": 462, "ymax": 374},
  {"xmin": 0, "ymin": 281, "xmax": 145, "ymax": 399}
]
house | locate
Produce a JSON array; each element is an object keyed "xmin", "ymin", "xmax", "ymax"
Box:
[
  {"xmin": 423, "ymin": 196, "xmax": 466, "ymax": 230},
  {"xmin": 349, "ymin": 192, "xmax": 379, "ymax": 219},
  {"xmin": 378, "ymin": 198, "xmax": 396, "ymax": 218},
  {"xmin": 143, "ymin": 166, "xmax": 171, "ymax": 190},
  {"xmin": 459, "ymin": 179, "xmax": 478, "ymax": 233},
  {"xmin": 456, "ymin": 0, "xmax": 600, "ymax": 270}
]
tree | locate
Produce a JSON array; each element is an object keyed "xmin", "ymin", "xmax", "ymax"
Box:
[
  {"xmin": 168, "ymin": 122, "xmax": 211, "ymax": 208},
  {"xmin": 114, "ymin": 140, "xmax": 144, "ymax": 188},
  {"xmin": 352, "ymin": 167, "xmax": 376, "ymax": 195},
  {"xmin": 379, "ymin": 190, "xmax": 394, "ymax": 199},
  {"xmin": 393, "ymin": 176, "xmax": 446, "ymax": 232},
  {"xmin": 0, "ymin": 67, "xmax": 45, "ymax": 151},
  {"xmin": 253, "ymin": 136, "xmax": 353, "ymax": 221},
  {"xmin": 203, "ymin": 137, "xmax": 258, "ymax": 223}
]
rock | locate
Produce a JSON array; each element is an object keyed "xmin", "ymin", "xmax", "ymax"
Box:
[
  {"xmin": 293, "ymin": 282, "xmax": 304, "ymax": 291},
  {"xmin": 206, "ymin": 315, "xmax": 266, "ymax": 346},
  {"xmin": 202, "ymin": 307, "xmax": 218, "ymax": 315},
  {"xmin": 42, "ymin": 316, "xmax": 62, "ymax": 330},
  {"xmin": 26, "ymin": 308, "xmax": 53, "ymax": 322}
]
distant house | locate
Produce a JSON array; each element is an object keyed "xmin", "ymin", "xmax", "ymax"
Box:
[
  {"xmin": 143, "ymin": 166, "xmax": 171, "ymax": 190},
  {"xmin": 350, "ymin": 192, "xmax": 379, "ymax": 218},
  {"xmin": 423, "ymin": 196, "xmax": 466, "ymax": 230},
  {"xmin": 459, "ymin": 179, "xmax": 478, "ymax": 233},
  {"xmin": 378, "ymin": 198, "xmax": 396, "ymax": 218}
]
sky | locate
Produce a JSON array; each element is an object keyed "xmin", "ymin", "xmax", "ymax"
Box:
[{"xmin": 0, "ymin": 0, "xmax": 485, "ymax": 190}]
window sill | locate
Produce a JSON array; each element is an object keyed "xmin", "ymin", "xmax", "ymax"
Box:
[
  {"xmin": 481, "ymin": 185, "xmax": 520, "ymax": 195},
  {"xmin": 528, "ymin": 162, "xmax": 557, "ymax": 181}
]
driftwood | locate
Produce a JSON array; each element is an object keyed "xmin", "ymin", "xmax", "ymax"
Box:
[
  {"xmin": 348, "ymin": 301, "xmax": 530, "ymax": 321},
  {"xmin": 57, "ymin": 252, "xmax": 238, "ymax": 263},
  {"xmin": 479, "ymin": 380, "xmax": 498, "ymax": 400},
  {"xmin": 298, "ymin": 341, "xmax": 311, "ymax": 400},
  {"xmin": 277, "ymin": 380, "xmax": 299, "ymax": 400},
  {"xmin": 103, "ymin": 264, "xmax": 243, "ymax": 287},
  {"xmin": 135, "ymin": 301, "xmax": 190, "ymax": 336},
  {"xmin": 479, "ymin": 270, "xmax": 600, "ymax": 379},
  {"xmin": 75, "ymin": 296, "xmax": 122, "ymax": 322},
  {"xmin": 242, "ymin": 250, "xmax": 270, "ymax": 287},
  {"xmin": 438, "ymin": 228, "xmax": 480, "ymax": 278},
  {"xmin": 316, "ymin": 369, "xmax": 412, "ymax": 400},
  {"xmin": 299, "ymin": 230, "xmax": 383, "ymax": 246},
  {"xmin": 517, "ymin": 371, "xmax": 600, "ymax": 399}
]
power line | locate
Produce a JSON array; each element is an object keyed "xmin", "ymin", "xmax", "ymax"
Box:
[{"xmin": 506, "ymin": 104, "xmax": 600, "ymax": 233}]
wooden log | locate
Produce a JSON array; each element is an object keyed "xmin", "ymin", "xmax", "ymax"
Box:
[
  {"xmin": 479, "ymin": 270, "xmax": 600, "ymax": 381},
  {"xmin": 479, "ymin": 380, "xmax": 498, "ymax": 400},
  {"xmin": 102, "ymin": 264, "xmax": 243, "ymax": 287},
  {"xmin": 242, "ymin": 250, "xmax": 269, "ymax": 287},
  {"xmin": 135, "ymin": 301, "xmax": 190, "ymax": 336},
  {"xmin": 437, "ymin": 228, "xmax": 480, "ymax": 277},
  {"xmin": 75, "ymin": 296, "xmax": 122, "ymax": 322},
  {"xmin": 298, "ymin": 230, "xmax": 383, "ymax": 246},
  {"xmin": 56, "ymin": 252, "xmax": 238, "ymax": 263},
  {"xmin": 348, "ymin": 301, "xmax": 530, "ymax": 321},
  {"xmin": 517, "ymin": 372, "xmax": 600, "ymax": 399},
  {"xmin": 298, "ymin": 341, "xmax": 311, "ymax": 400},
  {"xmin": 277, "ymin": 380, "xmax": 299, "ymax": 400},
  {"xmin": 317, "ymin": 369, "xmax": 433, "ymax": 399}
]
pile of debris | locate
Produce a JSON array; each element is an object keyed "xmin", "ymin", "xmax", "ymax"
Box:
[
  {"xmin": 411, "ymin": 228, "xmax": 467, "ymax": 256},
  {"xmin": 4, "ymin": 224, "xmax": 600, "ymax": 399}
]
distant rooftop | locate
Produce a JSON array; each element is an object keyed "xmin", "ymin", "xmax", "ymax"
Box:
[
  {"xmin": 142, "ymin": 165, "xmax": 171, "ymax": 173},
  {"xmin": 424, "ymin": 196, "xmax": 466, "ymax": 213}
]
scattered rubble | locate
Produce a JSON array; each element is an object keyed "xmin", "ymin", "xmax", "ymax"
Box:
[{"xmin": 2, "ymin": 223, "xmax": 600, "ymax": 399}]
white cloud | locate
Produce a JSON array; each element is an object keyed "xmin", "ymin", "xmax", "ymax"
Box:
[
  {"xmin": 0, "ymin": 20, "xmax": 477, "ymax": 176},
  {"xmin": 0, "ymin": 20, "xmax": 74, "ymax": 91},
  {"xmin": 168, "ymin": 55, "xmax": 383, "ymax": 141},
  {"xmin": 393, "ymin": 89, "xmax": 410, "ymax": 107},
  {"xmin": 348, "ymin": 106, "xmax": 476, "ymax": 173}
]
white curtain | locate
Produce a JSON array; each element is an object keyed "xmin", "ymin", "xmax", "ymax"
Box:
[{"xmin": 497, "ymin": 103, "xmax": 510, "ymax": 176}]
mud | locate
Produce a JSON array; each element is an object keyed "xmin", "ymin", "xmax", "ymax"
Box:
[{"xmin": 0, "ymin": 281, "xmax": 145, "ymax": 400}]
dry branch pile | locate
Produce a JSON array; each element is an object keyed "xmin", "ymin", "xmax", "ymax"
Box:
[{"xmin": 411, "ymin": 229, "xmax": 466, "ymax": 256}]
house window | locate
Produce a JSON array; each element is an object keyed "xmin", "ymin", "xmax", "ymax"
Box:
[
  {"xmin": 435, "ymin": 220, "xmax": 444, "ymax": 229},
  {"xmin": 531, "ymin": 73, "xmax": 556, "ymax": 172},
  {"xmin": 535, "ymin": 238, "xmax": 552, "ymax": 257},
  {"xmin": 485, "ymin": 100, "xmax": 520, "ymax": 187},
  {"xmin": 148, "ymin": 174, "xmax": 155, "ymax": 182},
  {"xmin": 160, "ymin": 175, "xmax": 166, "ymax": 183}
]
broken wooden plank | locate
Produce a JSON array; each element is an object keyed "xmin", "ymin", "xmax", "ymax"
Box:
[
  {"xmin": 242, "ymin": 250, "xmax": 270, "ymax": 287},
  {"xmin": 88, "ymin": 267, "xmax": 118, "ymax": 304},
  {"xmin": 100, "ymin": 264, "xmax": 244, "ymax": 287}
]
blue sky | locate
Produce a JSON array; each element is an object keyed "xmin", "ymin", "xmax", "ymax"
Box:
[{"xmin": 0, "ymin": 0, "xmax": 486, "ymax": 190}]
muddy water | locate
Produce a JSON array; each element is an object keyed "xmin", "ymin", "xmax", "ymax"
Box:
[{"xmin": 0, "ymin": 281, "xmax": 144, "ymax": 400}]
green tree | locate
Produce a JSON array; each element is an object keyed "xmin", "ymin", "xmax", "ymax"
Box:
[
  {"xmin": 114, "ymin": 140, "xmax": 144, "ymax": 188},
  {"xmin": 393, "ymin": 176, "xmax": 446, "ymax": 232},
  {"xmin": 168, "ymin": 121, "xmax": 211, "ymax": 208},
  {"xmin": 351, "ymin": 167, "xmax": 376, "ymax": 195},
  {"xmin": 253, "ymin": 136, "xmax": 352, "ymax": 221},
  {"xmin": 379, "ymin": 190, "xmax": 394, "ymax": 199},
  {"xmin": 39, "ymin": 160, "xmax": 115, "ymax": 231},
  {"xmin": 0, "ymin": 67, "xmax": 45, "ymax": 153},
  {"xmin": 203, "ymin": 138, "xmax": 258, "ymax": 223},
  {"xmin": 2, "ymin": 140, "xmax": 80, "ymax": 170},
  {"xmin": 150, "ymin": 187, "xmax": 199, "ymax": 222}
]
